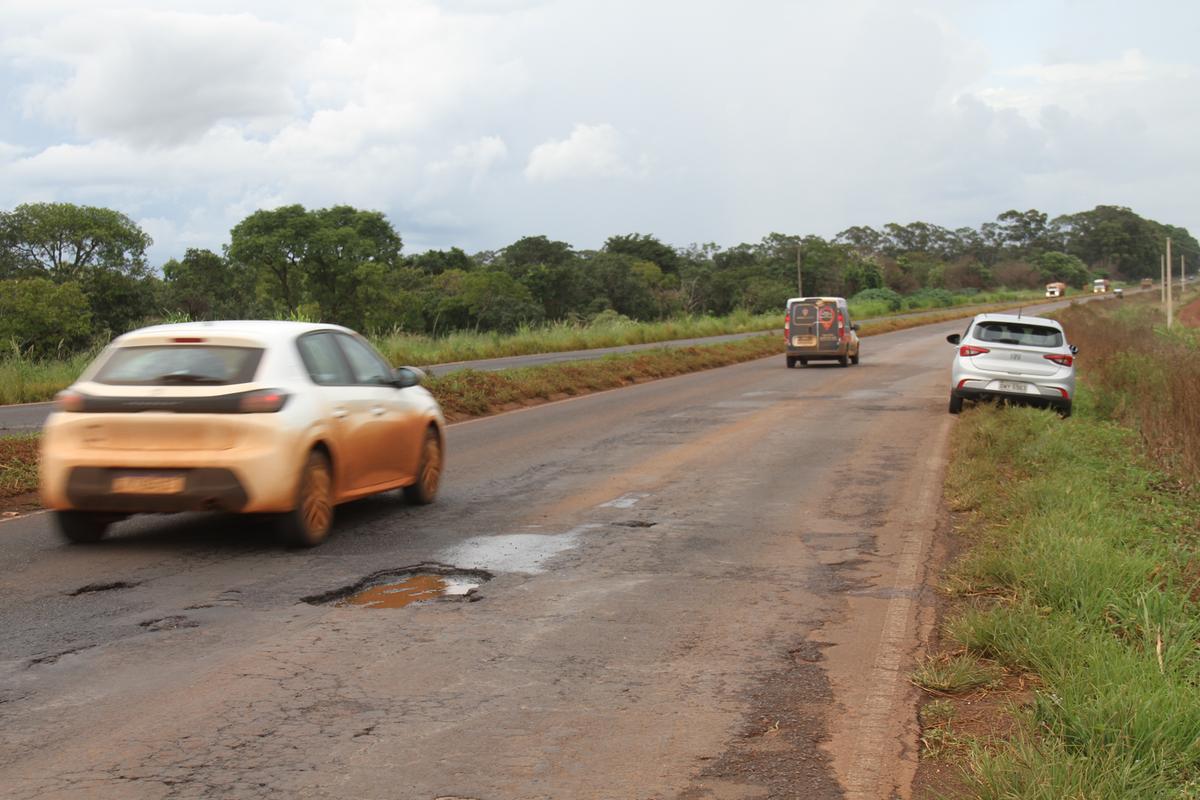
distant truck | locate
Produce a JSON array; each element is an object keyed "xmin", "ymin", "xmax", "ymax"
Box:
[
  {"xmin": 1140, "ymin": 278, "xmax": 1154, "ymax": 289},
  {"xmin": 1092, "ymin": 278, "xmax": 1111, "ymax": 294},
  {"xmin": 1045, "ymin": 282, "xmax": 1067, "ymax": 298}
]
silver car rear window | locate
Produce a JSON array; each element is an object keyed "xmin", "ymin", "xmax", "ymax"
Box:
[
  {"xmin": 93, "ymin": 346, "xmax": 264, "ymax": 385},
  {"xmin": 972, "ymin": 322, "xmax": 1063, "ymax": 348}
]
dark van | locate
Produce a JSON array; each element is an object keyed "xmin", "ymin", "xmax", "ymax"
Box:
[{"xmin": 784, "ymin": 296, "xmax": 861, "ymax": 368}]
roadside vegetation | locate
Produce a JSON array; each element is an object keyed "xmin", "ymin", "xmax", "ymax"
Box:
[
  {"xmin": 0, "ymin": 434, "xmax": 39, "ymax": 500},
  {"xmin": 916, "ymin": 292, "xmax": 1200, "ymax": 798}
]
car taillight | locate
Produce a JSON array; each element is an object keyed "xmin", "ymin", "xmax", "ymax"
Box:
[
  {"xmin": 837, "ymin": 312, "xmax": 846, "ymax": 340},
  {"xmin": 54, "ymin": 390, "xmax": 87, "ymax": 412},
  {"xmin": 238, "ymin": 389, "xmax": 290, "ymax": 413},
  {"xmin": 784, "ymin": 312, "xmax": 790, "ymax": 342},
  {"xmin": 1043, "ymin": 354, "xmax": 1074, "ymax": 367},
  {"xmin": 958, "ymin": 345, "xmax": 990, "ymax": 357}
]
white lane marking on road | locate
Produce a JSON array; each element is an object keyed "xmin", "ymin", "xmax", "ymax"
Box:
[
  {"xmin": 841, "ymin": 416, "xmax": 952, "ymax": 800},
  {"xmin": 599, "ymin": 493, "xmax": 650, "ymax": 509}
]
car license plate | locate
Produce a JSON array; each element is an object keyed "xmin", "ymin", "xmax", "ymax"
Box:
[
  {"xmin": 998, "ymin": 381, "xmax": 1028, "ymax": 394},
  {"xmin": 111, "ymin": 475, "xmax": 185, "ymax": 494},
  {"xmin": 792, "ymin": 336, "xmax": 816, "ymax": 347}
]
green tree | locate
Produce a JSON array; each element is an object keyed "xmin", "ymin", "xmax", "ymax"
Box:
[
  {"xmin": 0, "ymin": 278, "xmax": 93, "ymax": 356},
  {"xmin": 408, "ymin": 247, "xmax": 474, "ymax": 275},
  {"xmin": 0, "ymin": 202, "xmax": 152, "ymax": 281},
  {"xmin": 1036, "ymin": 252, "xmax": 1091, "ymax": 288},
  {"xmin": 604, "ymin": 233, "xmax": 680, "ymax": 274},
  {"xmin": 227, "ymin": 205, "xmax": 315, "ymax": 314},
  {"xmin": 163, "ymin": 248, "xmax": 255, "ymax": 319},
  {"xmin": 305, "ymin": 206, "xmax": 403, "ymax": 327}
]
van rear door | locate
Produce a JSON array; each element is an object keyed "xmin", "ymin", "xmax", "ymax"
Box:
[{"xmin": 788, "ymin": 301, "xmax": 818, "ymax": 349}]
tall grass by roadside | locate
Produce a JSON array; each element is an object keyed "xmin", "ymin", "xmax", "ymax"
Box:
[
  {"xmin": 375, "ymin": 309, "xmax": 778, "ymax": 366},
  {"xmin": 0, "ymin": 433, "xmax": 39, "ymax": 498},
  {"xmin": 1051, "ymin": 290, "xmax": 1200, "ymax": 480},
  {"xmin": 931, "ymin": 397, "xmax": 1200, "ymax": 799},
  {"xmin": 0, "ymin": 347, "xmax": 98, "ymax": 406}
]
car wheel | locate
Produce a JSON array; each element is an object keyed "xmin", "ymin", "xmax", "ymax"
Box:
[
  {"xmin": 55, "ymin": 511, "xmax": 112, "ymax": 544},
  {"xmin": 948, "ymin": 392, "xmax": 964, "ymax": 415},
  {"xmin": 851, "ymin": 350, "xmax": 860, "ymax": 365},
  {"xmin": 1058, "ymin": 402, "xmax": 1072, "ymax": 419},
  {"xmin": 786, "ymin": 356, "xmax": 797, "ymax": 369},
  {"xmin": 404, "ymin": 429, "xmax": 443, "ymax": 505},
  {"xmin": 838, "ymin": 355, "xmax": 849, "ymax": 367},
  {"xmin": 278, "ymin": 450, "xmax": 334, "ymax": 548}
]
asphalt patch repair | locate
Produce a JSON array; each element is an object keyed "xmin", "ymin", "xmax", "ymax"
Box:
[{"xmin": 302, "ymin": 563, "xmax": 493, "ymax": 609}]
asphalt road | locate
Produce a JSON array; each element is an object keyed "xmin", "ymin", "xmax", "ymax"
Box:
[
  {"xmin": 0, "ymin": 292, "xmax": 1114, "ymax": 434},
  {"xmin": 0, "ymin": 292, "xmax": 1128, "ymax": 799}
]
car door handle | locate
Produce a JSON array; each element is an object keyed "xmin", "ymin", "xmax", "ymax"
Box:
[
  {"xmin": 370, "ymin": 406, "xmax": 385, "ymax": 416},
  {"xmin": 332, "ymin": 407, "xmax": 348, "ymax": 419}
]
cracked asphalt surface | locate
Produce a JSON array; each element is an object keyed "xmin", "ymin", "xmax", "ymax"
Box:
[{"xmin": 0, "ymin": 317, "xmax": 978, "ymax": 799}]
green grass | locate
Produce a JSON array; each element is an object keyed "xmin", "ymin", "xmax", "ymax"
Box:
[
  {"xmin": 936, "ymin": 390, "xmax": 1200, "ymax": 799},
  {"xmin": 911, "ymin": 653, "xmax": 1001, "ymax": 695}
]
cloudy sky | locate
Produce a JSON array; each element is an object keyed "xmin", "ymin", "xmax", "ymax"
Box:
[{"xmin": 2, "ymin": 0, "xmax": 1197, "ymax": 264}]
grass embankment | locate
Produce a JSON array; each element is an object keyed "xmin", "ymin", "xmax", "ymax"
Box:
[
  {"xmin": 915, "ymin": 296, "xmax": 1200, "ymax": 798},
  {"xmin": 0, "ymin": 433, "xmax": 39, "ymax": 501}
]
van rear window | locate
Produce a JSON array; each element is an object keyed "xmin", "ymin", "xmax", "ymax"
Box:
[
  {"xmin": 93, "ymin": 346, "xmax": 264, "ymax": 385},
  {"xmin": 972, "ymin": 322, "xmax": 1063, "ymax": 348}
]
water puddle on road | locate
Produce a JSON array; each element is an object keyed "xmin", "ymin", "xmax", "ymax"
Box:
[
  {"xmin": 302, "ymin": 564, "xmax": 493, "ymax": 609},
  {"xmin": 340, "ymin": 573, "xmax": 482, "ymax": 609}
]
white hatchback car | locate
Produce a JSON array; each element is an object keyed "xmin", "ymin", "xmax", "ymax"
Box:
[
  {"xmin": 946, "ymin": 313, "xmax": 1077, "ymax": 417},
  {"xmin": 40, "ymin": 321, "xmax": 445, "ymax": 547}
]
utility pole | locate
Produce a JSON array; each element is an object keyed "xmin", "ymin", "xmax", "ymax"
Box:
[
  {"xmin": 1167, "ymin": 237, "xmax": 1173, "ymax": 328},
  {"xmin": 796, "ymin": 243, "xmax": 804, "ymax": 298},
  {"xmin": 1162, "ymin": 254, "xmax": 1167, "ymax": 302}
]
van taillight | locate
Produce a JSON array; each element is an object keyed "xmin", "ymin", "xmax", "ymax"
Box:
[
  {"xmin": 1043, "ymin": 354, "xmax": 1074, "ymax": 367},
  {"xmin": 784, "ymin": 311, "xmax": 790, "ymax": 342},
  {"xmin": 54, "ymin": 390, "xmax": 86, "ymax": 412},
  {"xmin": 837, "ymin": 312, "xmax": 846, "ymax": 339},
  {"xmin": 238, "ymin": 389, "xmax": 290, "ymax": 413},
  {"xmin": 959, "ymin": 345, "xmax": 990, "ymax": 357}
]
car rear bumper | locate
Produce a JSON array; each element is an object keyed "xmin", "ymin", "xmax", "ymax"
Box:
[
  {"xmin": 953, "ymin": 383, "xmax": 1071, "ymax": 409},
  {"xmin": 62, "ymin": 467, "xmax": 250, "ymax": 513}
]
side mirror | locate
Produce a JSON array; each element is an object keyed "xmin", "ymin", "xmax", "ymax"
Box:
[
  {"xmin": 1069, "ymin": 345, "xmax": 1079, "ymax": 355},
  {"xmin": 946, "ymin": 334, "xmax": 961, "ymax": 345},
  {"xmin": 392, "ymin": 366, "xmax": 425, "ymax": 388}
]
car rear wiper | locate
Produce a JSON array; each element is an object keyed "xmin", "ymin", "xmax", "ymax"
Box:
[{"xmin": 152, "ymin": 372, "xmax": 225, "ymax": 385}]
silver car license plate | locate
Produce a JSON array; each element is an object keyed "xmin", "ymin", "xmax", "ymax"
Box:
[{"xmin": 998, "ymin": 381, "xmax": 1028, "ymax": 393}]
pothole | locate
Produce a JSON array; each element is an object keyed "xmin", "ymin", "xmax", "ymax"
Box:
[
  {"xmin": 139, "ymin": 615, "xmax": 198, "ymax": 632},
  {"xmin": 67, "ymin": 580, "xmax": 141, "ymax": 596},
  {"xmin": 613, "ymin": 520, "xmax": 656, "ymax": 528},
  {"xmin": 302, "ymin": 563, "xmax": 493, "ymax": 609}
]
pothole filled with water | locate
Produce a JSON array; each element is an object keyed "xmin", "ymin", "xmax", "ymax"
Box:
[{"xmin": 302, "ymin": 564, "xmax": 492, "ymax": 609}]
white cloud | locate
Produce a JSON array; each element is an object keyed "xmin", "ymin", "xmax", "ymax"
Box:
[
  {"xmin": 14, "ymin": 10, "xmax": 301, "ymax": 146},
  {"xmin": 524, "ymin": 123, "xmax": 635, "ymax": 183}
]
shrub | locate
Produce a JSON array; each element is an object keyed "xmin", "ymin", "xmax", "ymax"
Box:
[{"xmin": 0, "ymin": 277, "xmax": 94, "ymax": 356}]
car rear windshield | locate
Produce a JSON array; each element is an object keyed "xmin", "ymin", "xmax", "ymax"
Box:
[
  {"xmin": 972, "ymin": 322, "xmax": 1064, "ymax": 348},
  {"xmin": 93, "ymin": 345, "xmax": 264, "ymax": 385}
]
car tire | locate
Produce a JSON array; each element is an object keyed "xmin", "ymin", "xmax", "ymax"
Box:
[
  {"xmin": 948, "ymin": 392, "xmax": 964, "ymax": 415},
  {"xmin": 404, "ymin": 428, "xmax": 443, "ymax": 506},
  {"xmin": 851, "ymin": 350, "xmax": 860, "ymax": 365},
  {"xmin": 838, "ymin": 355, "xmax": 849, "ymax": 367},
  {"xmin": 55, "ymin": 511, "xmax": 112, "ymax": 544},
  {"xmin": 1059, "ymin": 402, "xmax": 1072, "ymax": 419},
  {"xmin": 278, "ymin": 450, "xmax": 335, "ymax": 548},
  {"xmin": 786, "ymin": 356, "xmax": 797, "ymax": 369}
]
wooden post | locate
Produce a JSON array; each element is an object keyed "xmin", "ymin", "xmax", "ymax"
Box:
[
  {"xmin": 1167, "ymin": 238, "xmax": 1173, "ymax": 328},
  {"xmin": 796, "ymin": 244, "xmax": 803, "ymax": 298},
  {"xmin": 1162, "ymin": 254, "xmax": 1167, "ymax": 302}
]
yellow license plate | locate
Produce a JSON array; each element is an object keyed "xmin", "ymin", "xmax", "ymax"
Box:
[
  {"xmin": 112, "ymin": 475, "xmax": 185, "ymax": 494},
  {"xmin": 792, "ymin": 336, "xmax": 816, "ymax": 347}
]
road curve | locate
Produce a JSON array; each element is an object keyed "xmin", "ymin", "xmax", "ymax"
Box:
[{"xmin": 0, "ymin": 291, "xmax": 1127, "ymax": 434}]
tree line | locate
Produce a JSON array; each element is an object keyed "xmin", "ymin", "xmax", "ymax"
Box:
[{"xmin": 1, "ymin": 201, "xmax": 1196, "ymax": 356}]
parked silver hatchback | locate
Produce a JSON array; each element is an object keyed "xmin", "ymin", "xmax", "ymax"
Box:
[{"xmin": 946, "ymin": 313, "xmax": 1077, "ymax": 417}]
